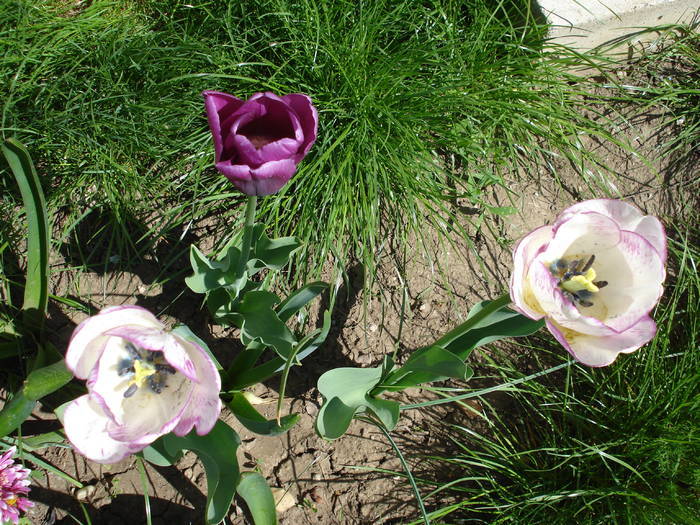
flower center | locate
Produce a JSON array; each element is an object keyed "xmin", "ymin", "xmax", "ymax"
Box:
[
  {"xmin": 118, "ymin": 342, "xmax": 176, "ymax": 398},
  {"xmin": 549, "ymin": 255, "xmax": 608, "ymax": 308},
  {"xmin": 5, "ymin": 496, "xmax": 17, "ymax": 506}
]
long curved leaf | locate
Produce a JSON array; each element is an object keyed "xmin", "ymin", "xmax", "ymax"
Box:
[
  {"xmin": 2, "ymin": 139, "xmax": 49, "ymax": 332},
  {"xmin": 237, "ymin": 472, "xmax": 278, "ymax": 525}
]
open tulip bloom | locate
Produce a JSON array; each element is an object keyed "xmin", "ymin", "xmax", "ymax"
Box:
[
  {"xmin": 203, "ymin": 90, "xmax": 318, "ymax": 196},
  {"xmin": 510, "ymin": 199, "xmax": 666, "ymax": 367},
  {"xmin": 63, "ymin": 306, "xmax": 221, "ymax": 464}
]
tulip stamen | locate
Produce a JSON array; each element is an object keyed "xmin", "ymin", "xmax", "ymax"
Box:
[
  {"xmin": 118, "ymin": 341, "xmax": 177, "ymax": 398},
  {"xmin": 550, "ymin": 255, "xmax": 606, "ymax": 309}
]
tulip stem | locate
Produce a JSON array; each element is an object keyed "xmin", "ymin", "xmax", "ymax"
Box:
[{"xmin": 238, "ymin": 195, "xmax": 258, "ymax": 276}]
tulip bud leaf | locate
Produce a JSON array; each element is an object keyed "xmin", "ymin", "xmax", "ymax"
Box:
[{"xmin": 315, "ymin": 366, "xmax": 400, "ymax": 440}]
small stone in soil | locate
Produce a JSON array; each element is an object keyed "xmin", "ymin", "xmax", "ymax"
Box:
[{"xmin": 74, "ymin": 485, "xmax": 96, "ymax": 502}]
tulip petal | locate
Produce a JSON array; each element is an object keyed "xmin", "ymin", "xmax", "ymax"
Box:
[
  {"xmin": 283, "ymin": 93, "xmax": 319, "ymax": 159},
  {"xmin": 547, "ymin": 316, "xmax": 656, "ymax": 367},
  {"xmin": 258, "ymin": 137, "xmax": 301, "ymax": 163},
  {"xmin": 634, "ymin": 216, "xmax": 667, "ymax": 264},
  {"xmin": 170, "ymin": 338, "xmax": 222, "ymax": 436},
  {"xmin": 543, "ymin": 211, "xmax": 621, "ymax": 262},
  {"xmin": 203, "ymin": 91, "xmax": 245, "ymax": 160},
  {"xmin": 595, "ymin": 231, "xmax": 665, "ymax": 332},
  {"xmin": 64, "ymin": 395, "xmax": 136, "ymax": 464},
  {"xmin": 248, "ymin": 158, "xmax": 298, "ymax": 196},
  {"xmin": 510, "ymin": 225, "xmax": 552, "ymax": 320},
  {"xmin": 106, "ymin": 372, "xmax": 193, "ymax": 443},
  {"xmin": 558, "ymin": 199, "xmax": 666, "ymax": 262},
  {"xmin": 66, "ymin": 306, "xmax": 160, "ymax": 379},
  {"xmin": 90, "ymin": 336, "xmax": 192, "ymax": 433}
]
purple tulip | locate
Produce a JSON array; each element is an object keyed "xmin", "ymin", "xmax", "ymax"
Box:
[
  {"xmin": 510, "ymin": 199, "xmax": 666, "ymax": 367},
  {"xmin": 203, "ymin": 90, "xmax": 318, "ymax": 196},
  {"xmin": 0, "ymin": 447, "xmax": 33, "ymax": 524},
  {"xmin": 63, "ymin": 306, "xmax": 221, "ymax": 464}
]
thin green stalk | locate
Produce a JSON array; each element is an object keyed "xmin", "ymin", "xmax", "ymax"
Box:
[
  {"xmin": 237, "ymin": 194, "xmax": 258, "ymax": 275},
  {"xmin": 363, "ymin": 415, "xmax": 431, "ymax": 525},
  {"xmin": 400, "ymin": 361, "xmax": 573, "ymax": 410},
  {"xmin": 137, "ymin": 457, "xmax": 152, "ymax": 525}
]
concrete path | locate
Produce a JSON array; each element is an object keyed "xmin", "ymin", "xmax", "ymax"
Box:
[{"xmin": 537, "ymin": 0, "xmax": 698, "ymax": 51}]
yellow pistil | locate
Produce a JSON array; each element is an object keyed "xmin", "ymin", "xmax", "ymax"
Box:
[
  {"xmin": 129, "ymin": 359, "xmax": 157, "ymax": 388},
  {"xmin": 561, "ymin": 268, "xmax": 599, "ymax": 294}
]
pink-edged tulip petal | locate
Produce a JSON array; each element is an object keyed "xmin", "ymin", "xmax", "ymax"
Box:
[
  {"xmin": 170, "ymin": 338, "xmax": 222, "ymax": 436},
  {"xmin": 106, "ymin": 374, "xmax": 192, "ymax": 443},
  {"xmin": 547, "ymin": 316, "xmax": 656, "ymax": 367},
  {"xmin": 557, "ymin": 199, "xmax": 666, "ymax": 262},
  {"xmin": 64, "ymin": 395, "xmax": 137, "ymax": 464},
  {"xmin": 529, "ymin": 261, "xmax": 615, "ymax": 336},
  {"xmin": 594, "ymin": 231, "xmax": 665, "ymax": 332},
  {"xmin": 202, "ymin": 90, "xmax": 317, "ymax": 195},
  {"xmin": 543, "ymin": 211, "xmax": 621, "ymax": 262},
  {"xmin": 66, "ymin": 306, "xmax": 160, "ymax": 379},
  {"xmin": 510, "ymin": 225, "xmax": 552, "ymax": 319}
]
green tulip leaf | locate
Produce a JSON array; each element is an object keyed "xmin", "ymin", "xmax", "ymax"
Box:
[
  {"xmin": 441, "ymin": 301, "xmax": 545, "ymax": 359},
  {"xmin": 18, "ymin": 431, "xmax": 65, "ymax": 451},
  {"xmin": 22, "ymin": 359, "xmax": 73, "ymax": 401},
  {"xmin": 228, "ymin": 393, "xmax": 299, "ymax": 436},
  {"xmin": 158, "ymin": 420, "xmax": 241, "ymax": 524},
  {"xmin": 171, "ymin": 324, "xmax": 223, "ymax": 371},
  {"xmin": 0, "ymin": 393, "xmax": 36, "ymax": 438},
  {"xmin": 230, "ymin": 307, "xmax": 333, "ymax": 390},
  {"xmin": 140, "ymin": 439, "xmax": 182, "ymax": 467},
  {"xmin": 275, "ymin": 281, "xmax": 329, "ymax": 322},
  {"xmin": 206, "ymin": 288, "xmax": 244, "ymax": 326},
  {"xmin": 250, "ymin": 225, "xmax": 301, "ymax": 271},
  {"xmin": 316, "ymin": 366, "xmax": 399, "ymax": 440},
  {"xmin": 2, "ymin": 139, "xmax": 50, "ymax": 333},
  {"xmin": 186, "ymin": 244, "xmax": 245, "ymax": 294},
  {"xmin": 236, "ymin": 472, "xmax": 278, "ymax": 525},
  {"xmin": 238, "ymin": 291, "xmax": 296, "ymax": 359},
  {"xmin": 383, "ymin": 345, "xmax": 472, "ymax": 390}
]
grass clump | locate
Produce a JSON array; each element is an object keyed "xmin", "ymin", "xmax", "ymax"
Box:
[
  {"xmin": 420, "ymin": 231, "xmax": 699, "ymax": 524},
  {"xmin": 2, "ymin": 0, "xmax": 616, "ymax": 280}
]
